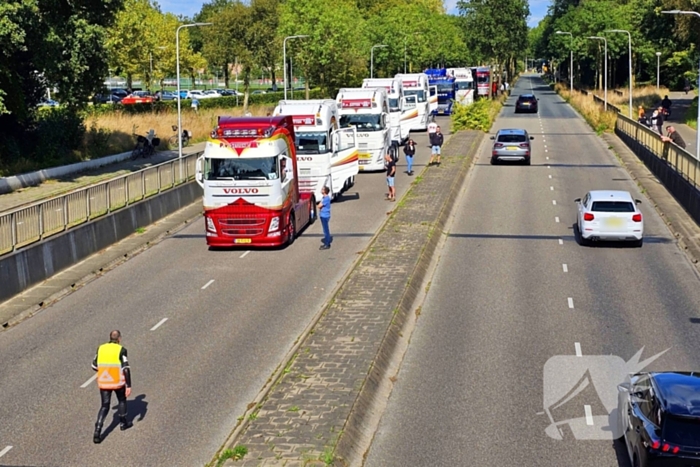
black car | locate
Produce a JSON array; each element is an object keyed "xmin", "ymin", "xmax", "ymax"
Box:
[
  {"xmin": 515, "ymin": 94, "xmax": 538, "ymax": 113},
  {"xmin": 619, "ymin": 372, "xmax": 700, "ymax": 467}
]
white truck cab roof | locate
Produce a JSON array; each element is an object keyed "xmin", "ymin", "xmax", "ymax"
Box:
[
  {"xmin": 336, "ymin": 88, "xmax": 389, "ymax": 114},
  {"xmin": 273, "ymin": 99, "xmax": 339, "ymax": 132}
]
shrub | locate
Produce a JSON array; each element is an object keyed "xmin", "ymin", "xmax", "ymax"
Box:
[{"xmin": 451, "ymin": 98, "xmax": 502, "ymax": 132}]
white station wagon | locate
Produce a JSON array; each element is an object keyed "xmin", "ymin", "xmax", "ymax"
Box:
[{"xmin": 574, "ymin": 190, "xmax": 644, "ymax": 247}]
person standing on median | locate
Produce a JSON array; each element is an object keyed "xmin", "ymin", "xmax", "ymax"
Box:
[
  {"xmin": 317, "ymin": 186, "xmax": 332, "ymax": 250},
  {"xmin": 403, "ymin": 138, "xmax": 416, "ymax": 176},
  {"xmin": 428, "ymin": 126, "xmax": 444, "ymax": 166},
  {"xmin": 385, "ymin": 153, "xmax": 396, "ymax": 201},
  {"xmin": 92, "ymin": 330, "xmax": 132, "ymax": 443}
]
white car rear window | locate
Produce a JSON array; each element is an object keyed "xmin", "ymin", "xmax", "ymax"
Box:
[{"xmin": 591, "ymin": 201, "xmax": 634, "ymax": 212}]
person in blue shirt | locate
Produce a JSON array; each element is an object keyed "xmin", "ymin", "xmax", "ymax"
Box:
[{"xmin": 317, "ymin": 186, "xmax": 332, "ymax": 250}]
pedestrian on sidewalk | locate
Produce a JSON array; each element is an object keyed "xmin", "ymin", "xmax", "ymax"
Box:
[
  {"xmin": 385, "ymin": 153, "xmax": 396, "ymax": 201},
  {"xmin": 92, "ymin": 330, "xmax": 132, "ymax": 444},
  {"xmin": 651, "ymin": 108, "xmax": 663, "ymax": 135},
  {"xmin": 428, "ymin": 126, "xmax": 444, "ymax": 166},
  {"xmin": 661, "ymin": 125, "xmax": 687, "ymax": 149},
  {"xmin": 317, "ymin": 186, "xmax": 332, "ymax": 250},
  {"xmin": 637, "ymin": 105, "xmax": 647, "ymax": 125},
  {"xmin": 403, "ymin": 138, "xmax": 416, "ymax": 175}
]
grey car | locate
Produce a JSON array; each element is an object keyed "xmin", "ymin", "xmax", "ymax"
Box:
[{"xmin": 490, "ymin": 128, "xmax": 534, "ymax": 165}]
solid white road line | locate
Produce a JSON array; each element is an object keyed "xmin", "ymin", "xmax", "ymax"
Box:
[
  {"xmin": 201, "ymin": 279, "xmax": 215, "ymax": 290},
  {"xmin": 584, "ymin": 405, "xmax": 594, "ymax": 425},
  {"xmin": 0, "ymin": 446, "xmax": 12, "ymax": 458},
  {"xmin": 150, "ymin": 318, "xmax": 168, "ymax": 331},
  {"xmin": 553, "ymin": 200, "xmax": 557, "ymax": 205},
  {"xmin": 575, "ymin": 342, "xmax": 582, "ymax": 356},
  {"xmin": 568, "ymin": 297, "xmax": 574, "ymax": 309},
  {"xmin": 240, "ymin": 250, "xmax": 251, "ymax": 259},
  {"xmin": 563, "ymin": 264, "xmax": 568, "ymax": 273},
  {"xmin": 555, "ymin": 217, "xmax": 560, "ymax": 223},
  {"xmin": 558, "ymin": 239, "xmax": 564, "ymax": 245},
  {"xmin": 80, "ymin": 374, "xmax": 97, "ymax": 388}
]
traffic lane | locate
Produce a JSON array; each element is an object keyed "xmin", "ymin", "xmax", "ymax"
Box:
[{"xmin": 0, "ymin": 121, "xmax": 451, "ymax": 466}]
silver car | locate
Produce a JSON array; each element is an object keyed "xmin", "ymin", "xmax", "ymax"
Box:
[{"xmin": 490, "ymin": 129, "xmax": 534, "ymax": 165}]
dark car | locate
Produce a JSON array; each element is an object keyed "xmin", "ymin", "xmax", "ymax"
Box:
[
  {"xmin": 93, "ymin": 93, "xmax": 122, "ymax": 104},
  {"xmin": 619, "ymin": 372, "xmax": 700, "ymax": 467},
  {"xmin": 515, "ymin": 94, "xmax": 538, "ymax": 113},
  {"xmin": 490, "ymin": 129, "xmax": 534, "ymax": 165}
]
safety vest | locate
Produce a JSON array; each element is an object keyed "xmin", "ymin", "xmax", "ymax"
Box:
[{"xmin": 96, "ymin": 342, "xmax": 125, "ymax": 390}]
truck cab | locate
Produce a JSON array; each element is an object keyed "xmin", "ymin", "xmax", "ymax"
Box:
[
  {"xmin": 335, "ymin": 87, "xmax": 393, "ymax": 172},
  {"xmin": 394, "ymin": 73, "xmax": 438, "ymax": 130},
  {"xmin": 425, "ymin": 68, "xmax": 456, "ymax": 115},
  {"xmin": 361, "ymin": 78, "xmax": 411, "ymax": 146},
  {"xmin": 273, "ymin": 99, "xmax": 359, "ymax": 201},
  {"xmin": 195, "ymin": 116, "xmax": 315, "ymax": 248},
  {"xmin": 473, "ymin": 66, "xmax": 491, "ymax": 99},
  {"xmin": 447, "ymin": 68, "xmax": 475, "ymax": 107}
]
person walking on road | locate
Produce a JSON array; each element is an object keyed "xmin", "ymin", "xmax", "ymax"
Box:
[
  {"xmin": 403, "ymin": 138, "xmax": 416, "ymax": 176},
  {"xmin": 428, "ymin": 126, "xmax": 444, "ymax": 166},
  {"xmin": 318, "ymin": 186, "xmax": 332, "ymax": 250},
  {"xmin": 661, "ymin": 125, "xmax": 687, "ymax": 149},
  {"xmin": 92, "ymin": 330, "xmax": 132, "ymax": 443},
  {"xmin": 385, "ymin": 153, "xmax": 396, "ymax": 201}
]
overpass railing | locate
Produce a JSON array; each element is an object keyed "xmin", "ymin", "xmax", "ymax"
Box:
[{"xmin": 0, "ymin": 152, "xmax": 202, "ymax": 256}]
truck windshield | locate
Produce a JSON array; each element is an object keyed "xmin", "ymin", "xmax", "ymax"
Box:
[
  {"xmin": 388, "ymin": 98, "xmax": 400, "ymax": 112},
  {"xmin": 296, "ymin": 132, "xmax": 328, "ymax": 154},
  {"xmin": 437, "ymin": 84, "xmax": 454, "ymax": 92},
  {"xmin": 205, "ymin": 156, "xmax": 279, "ymax": 181},
  {"xmin": 455, "ymin": 81, "xmax": 473, "ymax": 90},
  {"xmin": 476, "ymin": 75, "xmax": 490, "ymax": 84},
  {"xmin": 340, "ymin": 114, "xmax": 383, "ymax": 131},
  {"xmin": 404, "ymin": 89, "xmax": 426, "ymax": 102}
]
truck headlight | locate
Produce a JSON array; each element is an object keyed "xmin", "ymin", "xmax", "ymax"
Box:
[
  {"xmin": 269, "ymin": 216, "xmax": 279, "ymax": 233},
  {"xmin": 206, "ymin": 217, "xmax": 216, "ymax": 233}
]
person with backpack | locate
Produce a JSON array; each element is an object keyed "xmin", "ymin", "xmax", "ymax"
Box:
[
  {"xmin": 403, "ymin": 138, "xmax": 416, "ymax": 176},
  {"xmin": 428, "ymin": 126, "xmax": 444, "ymax": 166}
]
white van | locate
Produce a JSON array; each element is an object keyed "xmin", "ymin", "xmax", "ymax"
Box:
[
  {"xmin": 362, "ymin": 78, "xmax": 411, "ymax": 146},
  {"xmin": 273, "ymin": 99, "xmax": 359, "ymax": 200},
  {"xmin": 394, "ymin": 73, "xmax": 438, "ymax": 131},
  {"xmin": 335, "ymin": 87, "xmax": 393, "ymax": 172},
  {"xmin": 447, "ymin": 68, "xmax": 475, "ymax": 106}
]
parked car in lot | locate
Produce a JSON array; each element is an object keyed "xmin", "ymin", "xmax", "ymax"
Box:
[
  {"xmin": 93, "ymin": 93, "xmax": 122, "ymax": 104},
  {"xmin": 490, "ymin": 128, "xmax": 534, "ymax": 165},
  {"xmin": 618, "ymin": 372, "xmax": 700, "ymax": 467},
  {"xmin": 155, "ymin": 90, "xmax": 176, "ymax": 101},
  {"xmin": 186, "ymin": 90, "xmax": 205, "ymax": 99},
  {"xmin": 220, "ymin": 89, "xmax": 238, "ymax": 96},
  {"xmin": 515, "ymin": 94, "xmax": 538, "ymax": 113},
  {"xmin": 37, "ymin": 99, "xmax": 59, "ymax": 108},
  {"xmin": 251, "ymin": 90, "xmax": 266, "ymax": 95},
  {"xmin": 574, "ymin": 190, "xmax": 643, "ymax": 247},
  {"xmin": 202, "ymin": 90, "xmax": 222, "ymax": 98},
  {"xmin": 121, "ymin": 91, "xmax": 154, "ymax": 104}
]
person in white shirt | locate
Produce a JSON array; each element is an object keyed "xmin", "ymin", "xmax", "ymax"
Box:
[{"xmin": 428, "ymin": 119, "xmax": 438, "ymax": 135}]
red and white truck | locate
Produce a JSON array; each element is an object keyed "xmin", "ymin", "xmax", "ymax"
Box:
[{"xmin": 195, "ymin": 116, "xmax": 315, "ymax": 248}]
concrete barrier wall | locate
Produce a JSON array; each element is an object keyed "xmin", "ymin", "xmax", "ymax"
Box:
[
  {"xmin": 0, "ymin": 181, "xmax": 201, "ymax": 303},
  {"xmin": 0, "ymin": 151, "xmax": 134, "ymax": 195}
]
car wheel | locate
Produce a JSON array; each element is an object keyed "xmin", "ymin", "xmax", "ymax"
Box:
[
  {"xmin": 632, "ymin": 238, "xmax": 643, "ymax": 248},
  {"xmin": 576, "ymin": 223, "xmax": 589, "ymax": 246},
  {"xmin": 286, "ymin": 212, "xmax": 296, "ymax": 246},
  {"xmin": 524, "ymin": 158, "xmax": 531, "ymax": 166},
  {"xmin": 490, "ymin": 157, "xmax": 498, "ymax": 165}
]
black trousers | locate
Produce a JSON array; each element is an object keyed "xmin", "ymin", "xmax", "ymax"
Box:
[{"xmin": 95, "ymin": 387, "xmax": 127, "ymax": 427}]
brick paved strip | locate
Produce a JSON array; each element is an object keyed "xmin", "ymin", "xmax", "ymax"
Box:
[{"xmin": 225, "ymin": 130, "xmax": 483, "ymax": 467}]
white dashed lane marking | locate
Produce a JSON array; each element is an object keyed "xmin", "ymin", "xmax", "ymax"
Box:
[
  {"xmin": 201, "ymin": 280, "xmax": 215, "ymax": 290},
  {"xmin": 585, "ymin": 405, "xmax": 594, "ymax": 425},
  {"xmin": 555, "ymin": 217, "xmax": 560, "ymax": 223},
  {"xmin": 80, "ymin": 374, "xmax": 97, "ymax": 388},
  {"xmin": 150, "ymin": 318, "xmax": 168, "ymax": 331},
  {"xmin": 568, "ymin": 297, "xmax": 574, "ymax": 309},
  {"xmin": 240, "ymin": 250, "xmax": 251, "ymax": 258},
  {"xmin": 575, "ymin": 342, "xmax": 582, "ymax": 356},
  {"xmin": 0, "ymin": 446, "xmax": 12, "ymax": 458},
  {"xmin": 553, "ymin": 200, "xmax": 557, "ymax": 205},
  {"xmin": 558, "ymin": 239, "xmax": 564, "ymax": 245},
  {"xmin": 563, "ymin": 264, "xmax": 568, "ymax": 273}
]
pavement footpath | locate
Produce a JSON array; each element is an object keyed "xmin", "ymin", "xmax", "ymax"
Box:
[
  {"xmin": 223, "ymin": 129, "xmax": 483, "ymax": 467},
  {"xmin": 664, "ymin": 90, "xmax": 697, "ymax": 155}
]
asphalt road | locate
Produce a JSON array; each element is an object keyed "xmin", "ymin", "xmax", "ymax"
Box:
[
  {"xmin": 0, "ymin": 119, "xmax": 449, "ymax": 467},
  {"xmin": 364, "ymin": 75, "xmax": 700, "ymax": 467}
]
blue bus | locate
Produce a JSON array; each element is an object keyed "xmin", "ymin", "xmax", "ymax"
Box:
[{"xmin": 425, "ymin": 68, "xmax": 456, "ymax": 115}]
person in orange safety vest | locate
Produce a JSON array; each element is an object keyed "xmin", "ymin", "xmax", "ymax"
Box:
[{"xmin": 92, "ymin": 330, "xmax": 132, "ymax": 443}]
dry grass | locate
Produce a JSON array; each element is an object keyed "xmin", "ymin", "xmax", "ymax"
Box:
[
  {"xmin": 607, "ymin": 85, "xmax": 667, "ymax": 114},
  {"xmin": 83, "ymin": 104, "xmax": 276, "ymax": 157}
]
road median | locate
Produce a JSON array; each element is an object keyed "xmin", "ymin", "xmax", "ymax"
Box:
[{"xmin": 219, "ymin": 129, "xmax": 483, "ymax": 467}]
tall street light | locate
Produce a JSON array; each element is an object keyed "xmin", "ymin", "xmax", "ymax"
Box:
[
  {"xmin": 555, "ymin": 31, "xmax": 573, "ymax": 92},
  {"xmin": 177, "ymin": 22, "xmax": 212, "ymax": 179},
  {"xmin": 587, "ymin": 36, "xmax": 608, "ymax": 111},
  {"xmin": 662, "ymin": 10, "xmax": 700, "ymax": 157},
  {"xmin": 371, "ymin": 44, "xmax": 388, "ymax": 79},
  {"xmin": 605, "ymin": 29, "xmax": 633, "ymax": 118},
  {"xmin": 284, "ymin": 35, "xmax": 309, "ymax": 100},
  {"xmin": 656, "ymin": 52, "xmax": 662, "ymax": 90},
  {"xmin": 404, "ymin": 33, "xmax": 420, "ymax": 74}
]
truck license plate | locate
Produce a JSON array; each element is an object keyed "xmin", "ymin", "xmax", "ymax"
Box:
[{"xmin": 235, "ymin": 238, "xmax": 251, "ymax": 244}]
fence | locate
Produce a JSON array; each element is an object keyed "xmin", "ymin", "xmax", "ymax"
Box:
[{"xmin": 0, "ymin": 152, "xmax": 201, "ymax": 256}]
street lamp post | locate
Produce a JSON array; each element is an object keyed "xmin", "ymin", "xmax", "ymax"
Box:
[
  {"xmin": 371, "ymin": 44, "xmax": 388, "ymax": 79},
  {"xmin": 656, "ymin": 52, "xmax": 662, "ymax": 90},
  {"xmin": 283, "ymin": 35, "xmax": 309, "ymax": 101},
  {"xmin": 176, "ymin": 22, "xmax": 212, "ymax": 180},
  {"xmin": 587, "ymin": 36, "xmax": 608, "ymax": 111},
  {"xmin": 662, "ymin": 10, "xmax": 700, "ymax": 157},
  {"xmin": 605, "ymin": 29, "xmax": 632, "ymax": 118},
  {"xmin": 555, "ymin": 31, "xmax": 573, "ymax": 92}
]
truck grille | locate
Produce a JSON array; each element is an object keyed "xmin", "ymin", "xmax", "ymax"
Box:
[
  {"xmin": 219, "ymin": 218, "xmax": 265, "ymax": 226},
  {"xmin": 219, "ymin": 217, "xmax": 266, "ymax": 236},
  {"xmin": 222, "ymin": 228, "xmax": 264, "ymax": 236}
]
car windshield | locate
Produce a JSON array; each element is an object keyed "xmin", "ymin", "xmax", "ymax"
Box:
[
  {"xmin": 340, "ymin": 114, "xmax": 382, "ymax": 131},
  {"xmin": 204, "ymin": 156, "xmax": 279, "ymax": 181},
  {"xmin": 296, "ymin": 132, "xmax": 328, "ymax": 154},
  {"xmin": 590, "ymin": 201, "xmax": 635, "ymax": 212},
  {"xmin": 497, "ymin": 134, "xmax": 527, "ymax": 143},
  {"xmin": 455, "ymin": 81, "xmax": 473, "ymax": 90},
  {"xmin": 404, "ymin": 89, "xmax": 426, "ymax": 102},
  {"xmin": 388, "ymin": 98, "xmax": 400, "ymax": 112},
  {"xmin": 663, "ymin": 415, "xmax": 700, "ymax": 447},
  {"xmin": 437, "ymin": 84, "xmax": 454, "ymax": 92}
]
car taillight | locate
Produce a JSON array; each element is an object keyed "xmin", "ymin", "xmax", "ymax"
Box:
[
  {"xmin": 519, "ymin": 143, "xmax": 529, "ymax": 148},
  {"xmin": 632, "ymin": 213, "xmax": 642, "ymax": 222},
  {"xmin": 494, "ymin": 143, "xmax": 503, "ymax": 148},
  {"xmin": 651, "ymin": 440, "xmax": 680, "ymax": 454},
  {"xmin": 583, "ymin": 213, "xmax": 594, "ymax": 221}
]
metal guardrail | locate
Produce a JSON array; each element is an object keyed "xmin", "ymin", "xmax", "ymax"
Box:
[
  {"xmin": 615, "ymin": 114, "xmax": 700, "ymax": 188},
  {"xmin": 592, "ymin": 94, "xmax": 622, "ymax": 114},
  {"xmin": 0, "ymin": 152, "xmax": 202, "ymax": 256}
]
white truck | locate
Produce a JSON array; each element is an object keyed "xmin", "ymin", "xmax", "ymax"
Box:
[
  {"xmin": 361, "ymin": 78, "xmax": 411, "ymax": 146},
  {"xmin": 394, "ymin": 73, "xmax": 438, "ymax": 131},
  {"xmin": 335, "ymin": 87, "xmax": 393, "ymax": 172},
  {"xmin": 273, "ymin": 99, "xmax": 359, "ymax": 200},
  {"xmin": 447, "ymin": 68, "xmax": 475, "ymax": 106}
]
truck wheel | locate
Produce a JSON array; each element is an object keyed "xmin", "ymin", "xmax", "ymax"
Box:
[
  {"xmin": 309, "ymin": 197, "xmax": 317, "ymax": 225},
  {"xmin": 287, "ymin": 212, "xmax": 296, "ymax": 246},
  {"xmin": 348, "ymin": 176, "xmax": 355, "ymax": 188}
]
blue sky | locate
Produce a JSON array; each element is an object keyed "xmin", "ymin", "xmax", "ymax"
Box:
[{"xmin": 158, "ymin": 0, "xmax": 550, "ymax": 28}]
